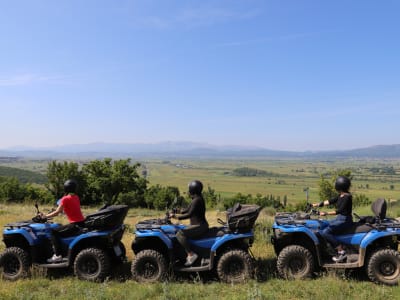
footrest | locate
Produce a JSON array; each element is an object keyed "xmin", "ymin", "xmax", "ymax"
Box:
[{"xmin": 36, "ymin": 258, "xmax": 69, "ymax": 268}]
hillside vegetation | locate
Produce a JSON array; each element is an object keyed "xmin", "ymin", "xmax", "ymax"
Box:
[{"xmin": 0, "ymin": 166, "xmax": 47, "ymax": 184}]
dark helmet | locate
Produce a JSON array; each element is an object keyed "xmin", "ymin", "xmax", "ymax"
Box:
[
  {"xmin": 188, "ymin": 180, "xmax": 203, "ymax": 196},
  {"xmin": 335, "ymin": 176, "xmax": 351, "ymax": 192},
  {"xmin": 64, "ymin": 179, "xmax": 78, "ymax": 194}
]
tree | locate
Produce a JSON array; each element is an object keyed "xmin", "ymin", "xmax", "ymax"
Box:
[
  {"xmin": 46, "ymin": 161, "xmax": 84, "ymax": 199},
  {"xmin": 318, "ymin": 170, "xmax": 352, "ymax": 201},
  {"xmin": 144, "ymin": 184, "xmax": 184, "ymax": 210},
  {"xmin": 82, "ymin": 158, "xmax": 147, "ymax": 206},
  {"xmin": 0, "ymin": 177, "xmax": 26, "ymax": 202},
  {"xmin": 203, "ymin": 185, "xmax": 219, "ymax": 208},
  {"xmin": 24, "ymin": 184, "xmax": 54, "ymax": 204}
]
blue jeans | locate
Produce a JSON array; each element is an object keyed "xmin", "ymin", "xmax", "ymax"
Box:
[{"xmin": 320, "ymin": 214, "xmax": 352, "ymax": 249}]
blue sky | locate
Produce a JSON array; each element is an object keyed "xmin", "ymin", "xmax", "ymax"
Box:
[{"xmin": 1, "ymin": 0, "xmax": 399, "ymax": 151}]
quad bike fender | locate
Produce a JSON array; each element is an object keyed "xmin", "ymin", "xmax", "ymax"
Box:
[
  {"xmin": 359, "ymin": 230, "xmax": 399, "ymax": 249},
  {"xmin": 188, "ymin": 237, "xmax": 217, "ymax": 249},
  {"xmin": 3, "ymin": 229, "xmax": 38, "ymax": 246},
  {"xmin": 335, "ymin": 232, "xmax": 368, "ymax": 245},
  {"xmin": 134, "ymin": 230, "xmax": 173, "ymax": 249},
  {"xmin": 67, "ymin": 228, "xmax": 120, "ymax": 250},
  {"xmin": 275, "ymin": 225, "xmax": 320, "ymax": 245},
  {"xmin": 210, "ymin": 232, "xmax": 253, "ymax": 252}
]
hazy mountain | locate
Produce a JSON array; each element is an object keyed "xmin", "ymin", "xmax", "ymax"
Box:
[{"xmin": 1, "ymin": 142, "xmax": 400, "ymax": 159}]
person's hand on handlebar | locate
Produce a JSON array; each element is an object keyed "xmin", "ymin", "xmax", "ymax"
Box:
[{"xmin": 169, "ymin": 211, "xmax": 177, "ymax": 219}]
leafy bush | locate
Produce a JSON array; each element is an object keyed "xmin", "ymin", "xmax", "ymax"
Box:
[
  {"xmin": 144, "ymin": 184, "xmax": 185, "ymax": 210},
  {"xmin": 222, "ymin": 192, "xmax": 284, "ymax": 210},
  {"xmin": 353, "ymin": 193, "xmax": 371, "ymax": 207},
  {"xmin": 231, "ymin": 167, "xmax": 278, "ymax": 177},
  {"xmin": 0, "ymin": 176, "xmax": 53, "ymax": 204}
]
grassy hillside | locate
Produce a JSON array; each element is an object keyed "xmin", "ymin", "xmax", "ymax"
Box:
[
  {"xmin": 1, "ymin": 203, "xmax": 400, "ymax": 299},
  {"xmin": 0, "ymin": 166, "xmax": 47, "ymax": 184}
]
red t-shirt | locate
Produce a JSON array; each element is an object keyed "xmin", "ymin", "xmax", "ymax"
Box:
[{"xmin": 60, "ymin": 194, "xmax": 85, "ymax": 223}]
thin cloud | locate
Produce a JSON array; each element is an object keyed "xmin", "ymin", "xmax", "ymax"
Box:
[
  {"xmin": 0, "ymin": 73, "xmax": 68, "ymax": 86},
  {"xmin": 131, "ymin": 7, "xmax": 259, "ymax": 30}
]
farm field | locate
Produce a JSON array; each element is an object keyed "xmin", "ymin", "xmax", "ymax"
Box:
[
  {"xmin": 141, "ymin": 158, "xmax": 400, "ymax": 205},
  {"xmin": 1, "ymin": 158, "xmax": 400, "ymax": 205}
]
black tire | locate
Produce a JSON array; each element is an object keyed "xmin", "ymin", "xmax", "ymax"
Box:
[
  {"xmin": 0, "ymin": 247, "xmax": 31, "ymax": 281},
  {"xmin": 131, "ymin": 249, "xmax": 167, "ymax": 283},
  {"xmin": 367, "ymin": 248, "xmax": 400, "ymax": 285},
  {"xmin": 277, "ymin": 245, "xmax": 314, "ymax": 279},
  {"xmin": 216, "ymin": 249, "xmax": 254, "ymax": 283},
  {"xmin": 74, "ymin": 248, "xmax": 110, "ymax": 282}
]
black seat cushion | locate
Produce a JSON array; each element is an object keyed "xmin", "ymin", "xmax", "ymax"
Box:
[
  {"xmin": 191, "ymin": 227, "xmax": 227, "ymax": 239},
  {"xmin": 337, "ymin": 222, "xmax": 374, "ymax": 235}
]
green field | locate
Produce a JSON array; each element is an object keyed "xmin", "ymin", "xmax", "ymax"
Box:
[
  {"xmin": 141, "ymin": 158, "xmax": 400, "ymax": 204},
  {"xmin": 2, "ymin": 157, "xmax": 400, "ymax": 204}
]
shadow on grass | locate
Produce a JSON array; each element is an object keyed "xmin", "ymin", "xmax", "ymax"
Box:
[
  {"xmin": 32, "ymin": 261, "xmax": 132, "ymax": 281},
  {"xmin": 33, "ymin": 258, "xmax": 372, "ymax": 285},
  {"xmin": 254, "ymin": 257, "xmax": 278, "ymax": 282}
]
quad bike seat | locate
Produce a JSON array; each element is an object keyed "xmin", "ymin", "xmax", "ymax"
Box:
[
  {"xmin": 336, "ymin": 198, "xmax": 388, "ymax": 235},
  {"xmin": 337, "ymin": 222, "xmax": 374, "ymax": 235},
  {"xmin": 191, "ymin": 227, "xmax": 228, "ymax": 239}
]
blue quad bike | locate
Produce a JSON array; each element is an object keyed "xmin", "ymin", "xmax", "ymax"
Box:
[
  {"xmin": 0, "ymin": 204, "xmax": 128, "ymax": 281},
  {"xmin": 131, "ymin": 203, "xmax": 261, "ymax": 283},
  {"xmin": 271, "ymin": 198, "xmax": 400, "ymax": 285}
]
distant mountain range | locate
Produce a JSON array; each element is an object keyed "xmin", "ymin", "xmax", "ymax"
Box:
[{"xmin": 1, "ymin": 142, "xmax": 400, "ymax": 159}]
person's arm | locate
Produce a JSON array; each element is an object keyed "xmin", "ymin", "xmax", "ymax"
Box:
[
  {"xmin": 171, "ymin": 203, "xmax": 190, "ymax": 219},
  {"xmin": 319, "ymin": 210, "xmax": 336, "ymax": 216},
  {"xmin": 44, "ymin": 204, "xmax": 63, "ymax": 218},
  {"xmin": 177, "ymin": 202, "xmax": 195, "ymax": 220},
  {"xmin": 180, "ymin": 206, "xmax": 189, "ymax": 215},
  {"xmin": 314, "ymin": 197, "xmax": 338, "ymax": 216},
  {"xmin": 312, "ymin": 200, "xmax": 330, "ymax": 208}
]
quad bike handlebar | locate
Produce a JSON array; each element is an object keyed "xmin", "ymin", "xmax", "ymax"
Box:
[
  {"xmin": 31, "ymin": 203, "xmax": 55, "ymax": 223},
  {"xmin": 32, "ymin": 214, "xmax": 48, "ymax": 223},
  {"xmin": 305, "ymin": 203, "xmax": 322, "ymax": 216}
]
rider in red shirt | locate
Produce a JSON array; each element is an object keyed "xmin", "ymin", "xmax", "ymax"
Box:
[
  {"xmin": 44, "ymin": 179, "xmax": 85, "ymax": 263},
  {"xmin": 59, "ymin": 193, "xmax": 85, "ymax": 223}
]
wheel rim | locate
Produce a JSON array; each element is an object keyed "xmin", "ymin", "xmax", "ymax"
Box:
[
  {"xmin": 288, "ymin": 257, "xmax": 305, "ymax": 275},
  {"xmin": 138, "ymin": 259, "xmax": 159, "ymax": 279},
  {"xmin": 3, "ymin": 256, "xmax": 20, "ymax": 276},
  {"xmin": 79, "ymin": 257, "xmax": 99, "ymax": 276},
  {"xmin": 379, "ymin": 260, "xmax": 399, "ymax": 279},
  {"xmin": 224, "ymin": 257, "xmax": 245, "ymax": 278}
]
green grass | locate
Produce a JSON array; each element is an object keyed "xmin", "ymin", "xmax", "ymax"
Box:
[
  {"xmin": 1, "ymin": 277, "xmax": 399, "ymax": 300},
  {"xmin": 1, "ymin": 204, "xmax": 400, "ymax": 299}
]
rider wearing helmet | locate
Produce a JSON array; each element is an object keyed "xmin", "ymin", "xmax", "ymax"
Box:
[
  {"xmin": 43, "ymin": 179, "xmax": 85, "ymax": 263},
  {"xmin": 313, "ymin": 176, "xmax": 353, "ymax": 262},
  {"xmin": 172, "ymin": 180, "xmax": 209, "ymax": 266}
]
